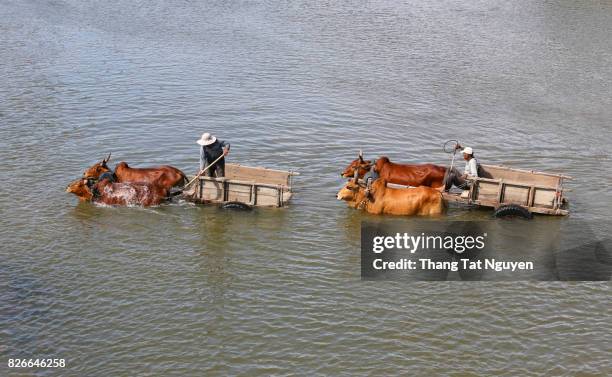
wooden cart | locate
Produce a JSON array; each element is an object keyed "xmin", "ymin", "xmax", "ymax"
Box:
[
  {"xmin": 442, "ymin": 164, "xmax": 571, "ymax": 216},
  {"xmin": 182, "ymin": 163, "xmax": 297, "ymax": 208}
]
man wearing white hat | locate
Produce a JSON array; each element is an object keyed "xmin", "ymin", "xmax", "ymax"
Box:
[
  {"xmin": 197, "ymin": 133, "xmax": 230, "ymax": 177},
  {"xmin": 443, "ymin": 145, "xmax": 479, "ymax": 191}
]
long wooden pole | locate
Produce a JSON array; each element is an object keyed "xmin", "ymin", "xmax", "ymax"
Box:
[{"xmin": 184, "ymin": 153, "xmax": 226, "ymax": 188}]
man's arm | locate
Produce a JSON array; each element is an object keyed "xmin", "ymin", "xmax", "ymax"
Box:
[
  {"xmin": 462, "ymin": 161, "xmax": 470, "ymax": 178},
  {"xmin": 199, "ymin": 146, "xmax": 205, "ymax": 171},
  {"xmin": 468, "ymin": 159, "xmax": 478, "ymax": 177},
  {"xmin": 221, "ymin": 141, "xmax": 231, "ymax": 156}
]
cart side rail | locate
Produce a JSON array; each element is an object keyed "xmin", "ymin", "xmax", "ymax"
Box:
[{"xmin": 225, "ymin": 163, "xmax": 298, "ymax": 187}]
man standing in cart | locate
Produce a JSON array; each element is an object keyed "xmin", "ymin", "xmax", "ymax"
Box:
[
  {"xmin": 197, "ymin": 133, "xmax": 230, "ymax": 177},
  {"xmin": 443, "ymin": 145, "xmax": 479, "ymax": 191}
]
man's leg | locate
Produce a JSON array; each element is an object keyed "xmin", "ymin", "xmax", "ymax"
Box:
[
  {"xmin": 456, "ymin": 177, "xmax": 470, "ymax": 190},
  {"xmin": 444, "ymin": 168, "xmax": 458, "ymax": 191},
  {"xmin": 215, "ymin": 158, "xmax": 226, "ymax": 178},
  {"xmin": 205, "ymin": 165, "xmax": 215, "ymax": 177},
  {"xmin": 444, "ymin": 168, "xmax": 469, "ymax": 191}
]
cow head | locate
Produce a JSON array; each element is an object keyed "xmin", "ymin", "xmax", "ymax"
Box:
[
  {"xmin": 66, "ymin": 178, "xmax": 94, "ymax": 201},
  {"xmin": 337, "ymin": 173, "xmax": 366, "ymax": 202},
  {"xmin": 341, "ymin": 150, "xmax": 372, "ymax": 178},
  {"xmin": 83, "ymin": 153, "xmax": 112, "ymax": 180},
  {"xmin": 337, "ymin": 181, "xmax": 358, "ymax": 201}
]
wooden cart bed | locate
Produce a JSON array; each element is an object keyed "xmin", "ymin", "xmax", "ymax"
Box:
[
  {"xmin": 442, "ymin": 164, "xmax": 571, "ymax": 216},
  {"xmin": 183, "ymin": 163, "xmax": 297, "ymax": 208}
]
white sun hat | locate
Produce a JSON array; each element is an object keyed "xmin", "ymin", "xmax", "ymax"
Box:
[
  {"xmin": 197, "ymin": 132, "xmax": 217, "ymax": 146},
  {"xmin": 461, "ymin": 147, "xmax": 473, "ymax": 155}
]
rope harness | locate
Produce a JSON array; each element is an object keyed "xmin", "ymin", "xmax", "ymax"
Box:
[
  {"xmin": 357, "ymin": 197, "xmax": 369, "ymax": 210},
  {"xmin": 353, "ymin": 178, "xmax": 373, "ymax": 210}
]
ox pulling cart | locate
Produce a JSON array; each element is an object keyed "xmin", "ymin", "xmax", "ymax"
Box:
[
  {"xmin": 182, "ymin": 163, "xmax": 298, "ymax": 208},
  {"xmin": 442, "ymin": 164, "xmax": 571, "ymax": 217}
]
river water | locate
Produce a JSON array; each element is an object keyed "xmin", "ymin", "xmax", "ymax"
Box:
[{"xmin": 1, "ymin": 0, "xmax": 611, "ymax": 375}]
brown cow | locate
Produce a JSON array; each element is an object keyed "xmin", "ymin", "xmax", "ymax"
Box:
[
  {"xmin": 337, "ymin": 178, "xmax": 445, "ymax": 216},
  {"xmin": 340, "ymin": 151, "xmax": 373, "ymax": 179},
  {"xmin": 66, "ymin": 176, "xmax": 169, "ymax": 207},
  {"xmin": 83, "ymin": 153, "xmax": 187, "ymax": 192},
  {"xmin": 341, "ymin": 152, "xmax": 447, "ymax": 189}
]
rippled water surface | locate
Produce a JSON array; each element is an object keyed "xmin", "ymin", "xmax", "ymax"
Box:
[{"xmin": 1, "ymin": 0, "xmax": 611, "ymax": 375}]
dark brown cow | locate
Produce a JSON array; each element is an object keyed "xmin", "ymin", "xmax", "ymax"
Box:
[
  {"xmin": 83, "ymin": 153, "xmax": 187, "ymax": 192},
  {"xmin": 66, "ymin": 176, "xmax": 169, "ymax": 207},
  {"xmin": 340, "ymin": 151, "xmax": 372, "ymax": 179},
  {"xmin": 341, "ymin": 152, "xmax": 447, "ymax": 189}
]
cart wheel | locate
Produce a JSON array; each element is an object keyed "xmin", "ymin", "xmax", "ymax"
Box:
[
  {"xmin": 222, "ymin": 202, "xmax": 252, "ymax": 211},
  {"xmin": 493, "ymin": 204, "xmax": 533, "ymax": 219}
]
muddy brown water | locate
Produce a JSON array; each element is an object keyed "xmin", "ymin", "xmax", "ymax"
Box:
[{"xmin": 1, "ymin": 1, "xmax": 611, "ymax": 375}]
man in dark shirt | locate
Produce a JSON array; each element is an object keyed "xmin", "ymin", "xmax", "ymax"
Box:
[{"xmin": 197, "ymin": 133, "xmax": 230, "ymax": 177}]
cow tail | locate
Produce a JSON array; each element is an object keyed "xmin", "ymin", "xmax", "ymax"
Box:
[
  {"xmin": 181, "ymin": 171, "xmax": 189, "ymax": 188},
  {"xmin": 438, "ymin": 191, "xmax": 447, "ymax": 212}
]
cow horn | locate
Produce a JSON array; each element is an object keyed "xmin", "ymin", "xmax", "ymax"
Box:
[
  {"xmin": 358, "ymin": 150, "xmax": 364, "ymax": 162},
  {"xmin": 103, "ymin": 152, "xmax": 112, "ymax": 163}
]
